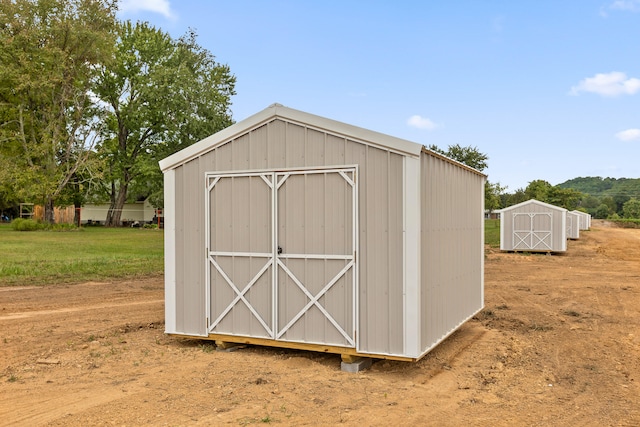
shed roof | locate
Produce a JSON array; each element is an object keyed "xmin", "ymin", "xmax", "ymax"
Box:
[
  {"xmin": 159, "ymin": 103, "xmax": 485, "ymax": 177},
  {"xmin": 160, "ymin": 103, "xmax": 425, "ymax": 172},
  {"xmin": 496, "ymin": 199, "xmax": 567, "ymax": 213}
]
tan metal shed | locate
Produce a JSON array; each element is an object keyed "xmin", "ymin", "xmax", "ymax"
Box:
[
  {"xmin": 497, "ymin": 199, "xmax": 567, "ymax": 253},
  {"xmin": 159, "ymin": 103, "xmax": 485, "ymax": 362}
]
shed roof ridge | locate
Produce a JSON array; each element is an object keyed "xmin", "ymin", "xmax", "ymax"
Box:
[{"xmin": 496, "ymin": 198, "xmax": 568, "ymax": 212}]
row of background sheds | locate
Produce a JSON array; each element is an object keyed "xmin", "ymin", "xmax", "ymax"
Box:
[{"xmin": 496, "ymin": 199, "xmax": 592, "ymax": 253}]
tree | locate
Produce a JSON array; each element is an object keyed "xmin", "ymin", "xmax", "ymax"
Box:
[
  {"xmin": 622, "ymin": 198, "xmax": 640, "ymax": 219},
  {"xmin": 485, "ymin": 181, "xmax": 507, "ymax": 213},
  {"xmin": 427, "ymin": 143, "xmax": 488, "ymax": 172},
  {"xmin": 600, "ymin": 196, "xmax": 617, "ymax": 215},
  {"xmin": 595, "ymin": 203, "xmax": 611, "ymax": 219},
  {"xmin": 93, "ymin": 22, "xmax": 236, "ymax": 226},
  {"xmin": 524, "ymin": 180, "xmax": 552, "ymax": 202},
  {"xmin": 502, "ymin": 188, "xmax": 527, "ymax": 207},
  {"xmin": 548, "ymin": 186, "xmax": 582, "ymax": 211},
  {"xmin": 0, "ymin": 0, "xmax": 116, "ymax": 223}
]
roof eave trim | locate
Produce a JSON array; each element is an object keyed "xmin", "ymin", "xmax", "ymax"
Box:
[
  {"xmin": 420, "ymin": 146, "xmax": 487, "ymax": 178},
  {"xmin": 159, "ymin": 104, "xmax": 424, "ymax": 172}
]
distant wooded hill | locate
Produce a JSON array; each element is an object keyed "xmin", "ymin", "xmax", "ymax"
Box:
[{"xmin": 558, "ymin": 177, "xmax": 640, "ymax": 198}]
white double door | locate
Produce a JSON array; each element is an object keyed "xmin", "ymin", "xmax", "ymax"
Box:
[
  {"xmin": 512, "ymin": 212, "xmax": 553, "ymax": 250},
  {"xmin": 205, "ymin": 168, "xmax": 357, "ymax": 348}
]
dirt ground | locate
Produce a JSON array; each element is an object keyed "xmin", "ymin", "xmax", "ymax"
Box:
[{"xmin": 1, "ymin": 220, "xmax": 639, "ymax": 426}]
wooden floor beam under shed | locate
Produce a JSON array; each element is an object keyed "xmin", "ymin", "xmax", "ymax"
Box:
[{"xmin": 169, "ymin": 333, "xmax": 418, "ymax": 362}]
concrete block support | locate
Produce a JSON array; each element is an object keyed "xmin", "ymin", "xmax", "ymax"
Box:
[{"xmin": 340, "ymin": 357, "xmax": 372, "ymax": 373}]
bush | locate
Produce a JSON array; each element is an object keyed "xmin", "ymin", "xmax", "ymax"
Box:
[
  {"xmin": 610, "ymin": 219, "xmax": 640, "ymax": 228},
  {"xmin": 11, "ymin": 218, "xmax": 46, "ymax": 231},
  {"xmin": 10, "ymin": 218, "xmax": 80, "ymax": 232}
]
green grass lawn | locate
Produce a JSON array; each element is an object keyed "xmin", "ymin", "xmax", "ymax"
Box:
[
  {"xmin": 0, "ymin": 220, "xmax": 500, "ymax": 287},
  {"xmin": 0, "ymin": 224, "xmax": 164, "ymax": 286},
  {"xmin": 484, "ymin": 219, "xmax": 500, "ymax": 248}
]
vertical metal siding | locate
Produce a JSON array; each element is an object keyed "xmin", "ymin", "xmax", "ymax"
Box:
[
  {"xmin": 171, "ymin": 119, "xmax": 404, "ymax": 355},
  {"xmin": 172, "ymin": 159, "xmax": 207, "ymax": 335},
  {"xmin": 356, "ymin": 147, "xmax": 404, "ymax": 355},
  {"xmin": 420, "ymin": 152, "xmax": 484, "ymax": 353}
]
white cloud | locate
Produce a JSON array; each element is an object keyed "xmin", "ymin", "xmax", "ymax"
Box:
[
  {"xmin": 407, "ymin": 115, "xmax": 438, "ymax": 130},
  {"xmin": 570, "ymin": 72, "xmax": 640, "ymax": 97},
  {"xmin": 615, "ymin": 128, "xmax": 640, "ymax": 141},
  {"xmin": 119, "ymin": 0, "xmax": 176, "ymax": 20},
  {"xmin": 610, "ymin": 0, "xmax": 640, "ymax": 11},
  {"xmin": 602, "ymin": 1, "xmax": 640, "ymax": 17}
]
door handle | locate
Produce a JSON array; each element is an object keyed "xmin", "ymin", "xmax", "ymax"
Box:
[{"xmin": 277, "ymin": 246, "xmax": 283, "ymax": 255}]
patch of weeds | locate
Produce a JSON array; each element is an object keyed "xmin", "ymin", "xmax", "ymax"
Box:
[
  {"xmin": 200, "ymin": 343, "xmax": 215, "ymax": 353},
  {"xmin": 529, "ymin": 323, "xmax": 553, "ymax": 332},
  {"xmin": 563, "ymin": 310, "xmax": 580, "ymax": 317},
  {"xmin": 7, "ymin": 374, "xmax": 18, "ymax": 383},
  {"xmin": 261, "ymin": 415, "xmax": 272, "ymax": 423},
  {"xmin": 87, "ymin": 334, "xmax": 96, "ymax": 342},
  {"xmin": 476, "ymin": 308, "xmax": 495, "ymax": 321},
  {"xmin": 280, "ymin": 404, "xmax": 292, "ymax": 419},
  {"xmin": 496, "ymin": 304, "xmax": 509, "ymax": 310}
]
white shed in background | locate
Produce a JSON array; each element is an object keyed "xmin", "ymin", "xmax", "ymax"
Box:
[
  {"xmin": 566, "ymin": 211, "xmax": 580, "ymax": 240},
  {"xmin": 571, "ymin": 210, "xmax": 591, "ymax": 231},
  {"xmin": 159, "ymin": 103, "xmax": 485, "ymax": 363},
  {"xmin": 497, "ymin": 199, "xmax": 567, "ymax": 253}
]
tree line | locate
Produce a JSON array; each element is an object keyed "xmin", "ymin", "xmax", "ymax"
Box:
[
  {"xmin": 0, "ymin": 0, "xmax": 235, "ymax": 225},
  {"xmin": 2, "ymin": 1, "xmax": 636, "ymax": 224},
  {"xmin": 427, "ymin": 145, "xmax": 640, "ymax": 220},
  {"xmin": 496, "ymin": 178, "xmax": 640, "ymax": 219}
]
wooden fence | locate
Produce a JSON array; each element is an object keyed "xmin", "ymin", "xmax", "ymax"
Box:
[{"xmin": 33, "ymin": 205, "xmax": 78, "ymax": 225}]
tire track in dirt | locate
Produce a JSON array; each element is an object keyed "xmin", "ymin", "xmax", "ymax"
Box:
[{"xmin": 0, "ymin": 299, "xmax": 163, "ymax": 321}]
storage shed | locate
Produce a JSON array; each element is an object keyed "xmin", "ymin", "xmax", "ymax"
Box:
[
  {"xmin": 497, "ymin": 199, "xmax": 567, "ymax": 253},
  {"xmin": 159, "ymin": 103, "xmax": 485, "ymax": 362},
  {"xmin": 571, "ymin": 210, "xmax": 591, "ymax": 231},
  {"xmin": 566, "ymin": 211, "xmax": 580, "ymax": 240}
]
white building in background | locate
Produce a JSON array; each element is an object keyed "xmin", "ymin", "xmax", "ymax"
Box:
[{"xmin": 81, "ymin": 199, "xmax": 157, "ymax": 225}]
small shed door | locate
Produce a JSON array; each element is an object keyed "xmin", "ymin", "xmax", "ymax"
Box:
[
  {"xmin": 205, "ymin": 168, "xmax": 357, "ymax": 348},
  {"xmin": 512, "ymin": 212, "xmax": 552, "ymax": 250}
]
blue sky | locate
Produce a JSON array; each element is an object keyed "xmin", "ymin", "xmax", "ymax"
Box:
[{"xmin": 118, "ymin": 0, "xmax": 640, "ymax": 192}]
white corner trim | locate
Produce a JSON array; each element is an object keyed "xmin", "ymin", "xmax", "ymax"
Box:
[
  {"xmin": 163, "ymin": 169, "xmax": 177, "ymax": 334},
  {"xmin": 403, "ymin": 156, "xmax": 421, "ymax": 357}
]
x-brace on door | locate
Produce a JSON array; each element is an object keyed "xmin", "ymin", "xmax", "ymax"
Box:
[{"xmin": 205, "ymin": 167, "xmax": 358, "ymax": 348}]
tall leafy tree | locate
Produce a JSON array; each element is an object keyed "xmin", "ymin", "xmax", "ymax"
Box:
[
  {"xmin": 93, "ymin": 22, "xmax": 236, "ymax": 226},
  {"xmin": 427, "ymin": 143, "xmax": 488, "ymax": 172},
  {"xmin": 524, "ymin": 179, "xmax": 552, "ymax": 202},
  {"xmin": 0, "ymin": 0, "xmax": 116, "ymax": 223},
  {"xmin": 548, "ymin": 186, "xmax": 582, "ymax": 210}
]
